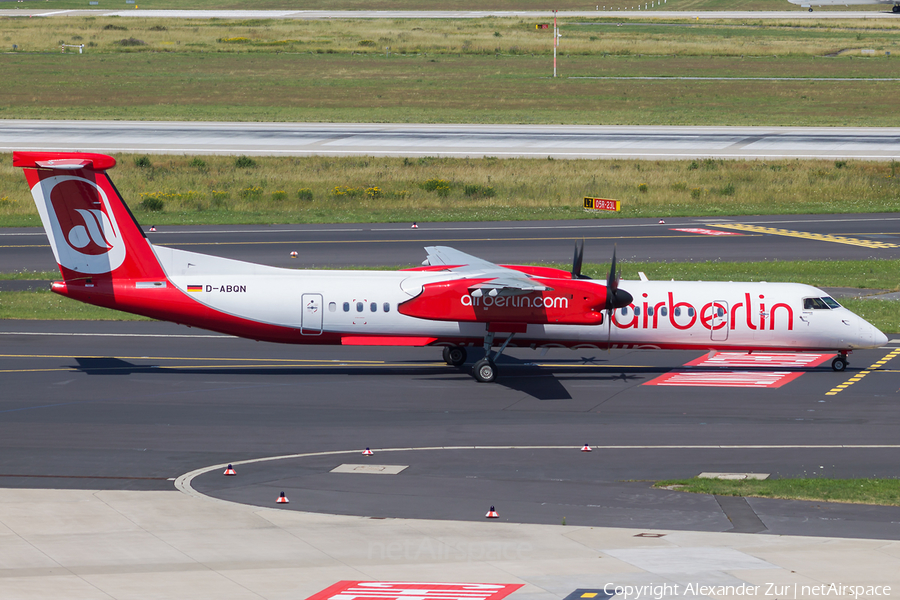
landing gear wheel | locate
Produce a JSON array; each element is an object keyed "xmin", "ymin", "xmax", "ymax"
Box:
[
  {"xmin": 832, "ymin": 356, "xmax": 847, "ymax": 372},
  {"xmin": 473, "ymin": 358, "xmax": 497, "ymax": 383},
  {"xmin": 442, "ymin": 346, "xmax": 467, "ymax": 366}
]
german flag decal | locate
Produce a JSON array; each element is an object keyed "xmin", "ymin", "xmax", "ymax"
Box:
[{"xmin": 187, "ymin": 285, "xmax": 203, "ymax": 292}]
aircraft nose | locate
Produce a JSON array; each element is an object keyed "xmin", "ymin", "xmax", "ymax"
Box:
[{"xmin": 860, "ymin": 318, "xmax": 888, "ymax": 348}]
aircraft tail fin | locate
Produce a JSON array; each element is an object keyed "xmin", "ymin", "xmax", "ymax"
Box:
[{"xmin": 14, "ymin": 151, "xmax": 166, "ymax": 282}]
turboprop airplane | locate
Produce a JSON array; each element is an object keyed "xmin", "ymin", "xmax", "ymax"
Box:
[
  {"xmin": 787, "ymin": 0, "xmax": 900, "ymax": 11},
  {"xmin": 15, "ymin": 151, "xmax": 887, "ymax": 383}
]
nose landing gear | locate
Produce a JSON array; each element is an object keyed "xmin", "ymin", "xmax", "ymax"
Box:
[{"xmin": 832, "ymin": 352, "xmax": 849, "ymax": 372}]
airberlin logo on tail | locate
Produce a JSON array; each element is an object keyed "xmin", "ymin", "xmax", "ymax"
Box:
[{"xmin": 32, "ymin": 175, "xmax": 126, "ymax": 274}]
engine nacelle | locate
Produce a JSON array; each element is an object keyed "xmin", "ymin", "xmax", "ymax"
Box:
[{"xmin": 398, "ymin": 277, "xmax": 608, "ymax": 325}]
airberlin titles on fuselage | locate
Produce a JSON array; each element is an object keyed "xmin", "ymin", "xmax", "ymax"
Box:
[{"xmin": 616, "ymin": 292, "xmax": 792, "ymax": 332}]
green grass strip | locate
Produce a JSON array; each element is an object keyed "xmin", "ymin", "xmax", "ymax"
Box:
[
  {"xmin": 0, "ymin": 271, "xmax": 59, "ymax": 281},
  {"xmin": 655, "ymin": 477, "xmax": 900, "ymax": 506},
  {"xmin": 0, "ymin": 290, "xmax": 150, "ymax": 321}
]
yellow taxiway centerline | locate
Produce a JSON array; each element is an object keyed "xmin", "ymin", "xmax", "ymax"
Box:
[{"xmin": 825, "ymin": 348, "xmax": 900, "ymax": 396}]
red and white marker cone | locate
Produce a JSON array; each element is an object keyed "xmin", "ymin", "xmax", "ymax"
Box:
[
  {"xmin": 486, "ymin": 506, "xmax": 499, "ymax": 518},
  {"xmin": 290, "ymin": 251, "xmax": 298, "ymax": 258},
  {"xmin": 411, "ymin": 222, "xmax": 418, "ymax": 228},
  {"xmin": 149, "ymin": 225, "xmax": 156, "ymax": 232},
  {"xmin": 276, "ymin": 491, "xmax": 289, "ymax": 504},
  {"xmin": 223, "ymin": 464, "xmax": 236, "ymax": 476},
  {"xmin": 581, "ymin": 444, "xmax": 592, "ymax": 452},
  {"xmin": 658, "ymin": 219, "xmax": 665, "ymax": 224},
  {"xmin": 362, "ymin": 447, "xmax": 374, "ymax": 456}
]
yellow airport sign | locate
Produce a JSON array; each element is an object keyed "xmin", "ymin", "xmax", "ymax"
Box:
[{"xmin": 583, "ymin": 197, "xmax": 621, "ymax": 212}]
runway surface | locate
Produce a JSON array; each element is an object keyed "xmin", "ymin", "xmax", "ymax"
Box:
[
  {"xmin": 2, "ymin": 319, "xmax": 900, "ymax": 539},
  {"xmin": 1, "ymin": 9, "xmax": 896, "ymax": 20},
  {"xmin": 3, "ymin": 121, "xmax": 900, "ymax": 160},
  {"xmin": 3, "ymin": 213, "xmax": 900, "ymax": 275}
]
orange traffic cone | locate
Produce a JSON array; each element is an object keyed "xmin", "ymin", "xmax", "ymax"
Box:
[
  {"xmin": 362, "ymin": 447, "xmax": 374, "ymax": 456},
  {"xmin": 486, "ymin": 506, "xmax": 499, "ymax": 518},
  {"xmin": 276, "ymin": 491, "xmax": 289, "ymax": 504},
  {"xmin": 581, "ymin": 444, "xmax": 592, "ymax": 452},
  {"xmin": 223, "ymin": 464, "xmax": 236, "ymax": 475}
]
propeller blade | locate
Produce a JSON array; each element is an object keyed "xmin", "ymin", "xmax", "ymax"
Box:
[
  {"xmin": 607, "ymin": 246, "xmax": 618, "ymax": 291},
  {"xmin": 571, "ymin": 240, "xmax": 588, "ymax": 280},
  {"xmin": 604, "ymin": 245, "xmax": 633, "ymax": 311},
  {"xmin": 607, "ymin": 305, "xmax": 612, "ymax": 349}
]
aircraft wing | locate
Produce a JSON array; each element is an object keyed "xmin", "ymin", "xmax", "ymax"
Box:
[{"xmin": 423, "ymin": 246, "xmax": 553, "ymax": 296}]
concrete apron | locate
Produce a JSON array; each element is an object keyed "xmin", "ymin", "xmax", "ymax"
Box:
[{"xmin": 0, "ymin": 488, "xmax": 898, "ymax": 600}]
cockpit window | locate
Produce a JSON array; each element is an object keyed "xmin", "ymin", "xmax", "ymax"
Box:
[
  {"xmin": 822, "ymin": 296, "xmax": 841, "ymax": 309},
  {"xmin": 803, "ymin": 297, "xmax": 840, "ymax": 310}
]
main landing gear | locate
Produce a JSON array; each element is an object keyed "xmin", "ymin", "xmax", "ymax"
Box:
[
  {"xmin": 473, "ymin": 331, "xmax": 517, "ymax": 383},
  {"xmin": 442, "ymin": 345, "xmax": 467, "ymax": 366},
  {"xmin": 443, "ymin": 333, "xmax": 516, "ymax": 383},
  {"xmin": 832, "ymin": 352, "xmax": 849, "ymax": 372}
]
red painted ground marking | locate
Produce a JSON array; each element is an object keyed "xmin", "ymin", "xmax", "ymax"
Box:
[
  {"xmin": 684, "ymin": 352, "xmax": 832, "ymax": 369},
  {"xmin": 670, "ymin": 228, "xmax": 743, "ymax": 236},
  {"xmin": 306, "ymin": 582, "xmax": 524, "ymax": 600},
  {"xmin": 645, "ymin": 371, "xmax": 804, "ymax": 388}
]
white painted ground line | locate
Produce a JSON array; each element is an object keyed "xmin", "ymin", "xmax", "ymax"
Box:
[
  {"xmin": 698, "ymin": 472, "xmax": 770, "ymax": 480},
  {"xmin": 175, "ymin": 445, "xmax": 900, "ymax": 505},
  {"xmin": 331, "ymin": 464, "xmax": 409, "ymax": 474}
]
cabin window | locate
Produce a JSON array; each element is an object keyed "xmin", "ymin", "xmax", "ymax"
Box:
[
  {"xmin": 660, "ymin": 307, "xmax": 668, "ymax": 317},
  {"xmin": 688, "ymin": 307, "xmax": 695, "ymax": 317},
  {"xmin": 621, "ymin": 307, "xmax": 629, "ymax": 316},
  {"xmin": 356, "ymin": 302, "xmax": 364, "ymax": 312},
  {"xmin": 674, "ymin": 307, "xmax": 681, "ymax": 317},
  {"xmin": 647, "ymin": 306, "xmax": 654, "ymax": 317},
  {"xmin": 633, "ymin": 307, "xmax": 641, "ymax": 316},
  {"xmin": 370, "ymin": 302, "xmax": 377, "ymax": 312},
  {"xmin": 383, "ymin": 302, "xmax": 390, "ymax": 312},
  {"xmin": 328, "ymin": 302, "xmax": 336, "ymax": 312},
  {"xmin": 717, "ymin": 307, "xmax": 725, "ymax": 317},
  {"xmin": 343, "ymin": 302, "xmax": 350, "ymax": 312}
]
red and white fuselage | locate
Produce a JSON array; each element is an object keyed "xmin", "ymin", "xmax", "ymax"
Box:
[{"xmin": 15, "ymin": 151, "xmax": 887, "ymax": 377}]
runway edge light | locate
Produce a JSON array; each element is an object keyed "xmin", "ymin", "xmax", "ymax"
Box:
[
  {"xmin": 223, "ymin": 464, "xmax": 236, "ymax": 476},
  {"xmin": 581, "ymin": 444, "xmax": 592, "ymax": 452},
  {"xmin": 276, "ymin": 491, "xmax": 289, "ymax": 504},
  {"xmin": 362, "ymin": 447, "xmax": 374, "ymax": 456},
  {"xmin": 486, "ymin": 506, "xmax": 499, "ymax": 518}
]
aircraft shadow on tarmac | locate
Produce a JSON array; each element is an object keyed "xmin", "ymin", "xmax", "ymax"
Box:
[{"xmin": 71, "ymin": 356, "xmax": 657, "ymax": 401}]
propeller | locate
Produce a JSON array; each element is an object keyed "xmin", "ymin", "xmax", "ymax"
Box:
[
  {"xmin": 605, "ymin": 245, "xmax": 633, "ymax": 311},
  {"xmin": 603, "ymin": 245, "xmax": 633, "ymax": 349},
  {"xmin": 571, "ymin": 239, "xmax": 589, "ymax": 280}
]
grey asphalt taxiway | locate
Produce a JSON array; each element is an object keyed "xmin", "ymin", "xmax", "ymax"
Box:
[
  {"xmin": 3, "ymin": 319, "xmax": 900, "ymax": 540},
  {"xmin": 3, "ymin": 121, "xmax": 899, "ymax": 161},
  {"xmin": 5, "ymin": 213, "xmax": 900, "ymax": 275}
]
